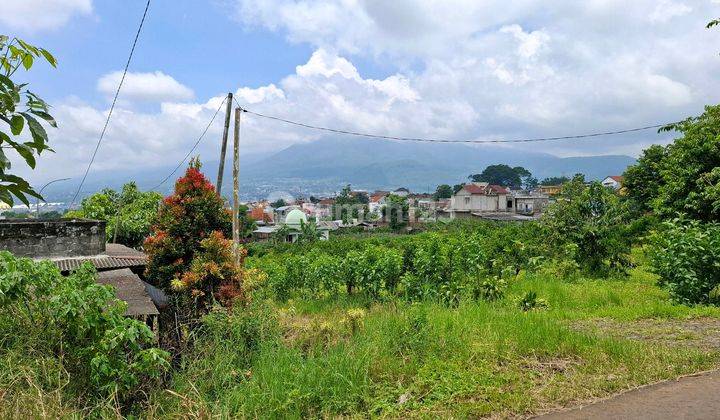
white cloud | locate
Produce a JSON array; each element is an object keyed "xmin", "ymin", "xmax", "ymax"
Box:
[
  {"xmin": 650, "ymin": 1, "xmax": 692, "ymax": 23},
  {"xmin": 17, "ymin": 0, "xmax": 720, "ymax": 183},
  {"xmin": 0, "ymin": 0, "xmax": 92, "ymax": 32},
  {"xmin": 97, "ymin": 71, "xmax": 195, "ymax": 102}
]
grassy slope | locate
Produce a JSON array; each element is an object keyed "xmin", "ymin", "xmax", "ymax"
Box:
[{"xmin": 149, "ymin": 262, "xmax": 720, "ymax": 419}]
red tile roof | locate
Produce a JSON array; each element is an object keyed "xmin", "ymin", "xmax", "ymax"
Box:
[{"xmin": 608, "ymin": 176, "xmax": 624, "ymax": 182}]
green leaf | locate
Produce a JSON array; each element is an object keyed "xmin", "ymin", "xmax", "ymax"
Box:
[
  {"xmin": 6, "ymin": 185, "xmax": 30, "ymax": 207},
  {"xmin": 14, "ymin": 144, "xmax": 36, "ymax": 169},
  {"xmin": 39, "ymin": 48, "xmax": 57, "ymax": 67},
  {"xmin": 30, "ymin": 110, "xmax": 57, "ymax": 127},
  {"xmin": 0, "ymin": 189, "xmax": 12, "ymax": 207},
  {"xmin": 19, "ymin": 112, "xmax": 48, "ymax": 147},
  {"xmin": 21, "ymin": 54, "xmax": 33, "ymax": 71},
  {"xmin": 10, "ymin": 115, "xmax": 24, "ymax": 135}
]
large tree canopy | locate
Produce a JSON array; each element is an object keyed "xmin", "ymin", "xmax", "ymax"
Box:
[
  {"xmin": 469, "ymin": 164, "xmax": 532, "ymax": 187},
  {"xmin": 623, "ymin": 105, "xmax": 720, "ymax": 221}
]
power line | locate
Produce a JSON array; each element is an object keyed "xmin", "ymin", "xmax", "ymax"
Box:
[
  {"xmin": 234, "ymin": 97, "xmax": 677, "ymax": 144},
  {"xmin": 70, "ymin": 0, "xmax": 151, "ymax": 206},
  {"xmin": 149, "ymin": 97, "xmax": 227, "ymax": 191}
]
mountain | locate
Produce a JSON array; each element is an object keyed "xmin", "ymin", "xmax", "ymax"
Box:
[
  {"xmin": 41, "ymin": 138, "xmax": 636, "ymax": 203},
  {"xmin": 241, "ymin": 137, "xmax": 636, "ymax": 191}
]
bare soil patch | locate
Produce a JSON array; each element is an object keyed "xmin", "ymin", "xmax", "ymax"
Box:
[{"xmin": 572, "ymin": 317, "xmax": 720, "ymax": 351}]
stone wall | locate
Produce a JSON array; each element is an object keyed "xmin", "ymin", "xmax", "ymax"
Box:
[{"xmin": 0, "ymin": 219, "xmax": 106, "ymax": 258}]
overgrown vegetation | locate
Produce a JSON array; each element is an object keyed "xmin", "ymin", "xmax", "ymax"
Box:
[{"xmin": 0, "ymin": 252, "xmax": 169, "ymax": 414}]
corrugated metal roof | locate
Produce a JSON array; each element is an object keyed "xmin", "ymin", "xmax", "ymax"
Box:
[
  {"xmin": 47, "ymin": 244, "xmax": 148, "ymax": 273},
  {"xmin": 52, "ymin": 256, "xmax": 146, "ymax": 273},
  {"xmin": 97, "ymin": 268, "xmax": 159, "ymax": 316}
]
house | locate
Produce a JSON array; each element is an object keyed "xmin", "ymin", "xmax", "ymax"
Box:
[
  {"xmin": 539, "ymin": 185, "xmax": 562, "ymax": 196},
  {"xmin": 447, "ymin": 182, "xmax": 510, "ymax": 218},
  {"xmin": 511, "ymin": 191, "xmax": 550, "ymax": 215},
  {"xmin": 602, "ymin": 176, "xmax": 624, "ymax": 190},
  {"xmin": 274, "ymin": 205, "xmax": 301, "ymax": 222},
  {"xmin": 252, "ymin": 209, "xmax": 331, "ymax": 243},
  {"xmin": 368, "ymin": 192, "xmax": 387, "ymax": 215},
  {"xmin": 392, "ymin": 187, "xmax": 410, "ymax": 197}
]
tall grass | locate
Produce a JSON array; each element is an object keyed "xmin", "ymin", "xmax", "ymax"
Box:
[{"xmin": 148, "ymin": 265, "xmax": 720, "ymax": 418}]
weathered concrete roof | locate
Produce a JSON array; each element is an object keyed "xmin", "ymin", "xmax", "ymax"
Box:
[{"xmin": 97, "ymin": 268, "xmax": 159, "ymax": 316}]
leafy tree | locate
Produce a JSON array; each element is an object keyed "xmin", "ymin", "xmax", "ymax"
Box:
[
  {"xmin": 0, "ymin": 36, "xmax": 57, "ymax": 207},
  {"xmin": 650, "ymin": 219, "xmax": 720, "ymax": 305},
  {"xmin": 297, "ymin": 219, "xmax": 322, "ymax": 245},
  {"xmin": 270, "ymin": 198, "xmax": 287, "ymax": 208},
  {"xmin": 332, "ymin": 184, "xmax": 368, "ymax": 223},
  {"xmin": 383, "ymin": 194, "xmax": 409, "ymax": 231},
  {"xmin": 65, "ymin": 182, "xmax": 162, "ymax": 248},
  {"xmin": 542, "ymin": 178, "xmax": 633, "ymax": 273},
  {"xmin": 622, "ymin": 105, "xmax": 720, "ymax": 222},
  {"xmin": 452, "ymin": 184, "xmax": 464, "ymax": 194},
  {"xmin": 523, "ymin": 176, "xmax": 539, "ymax": 190},
  {"xmin": 433, "ymin": 184, "xmax": 453, "ymax": 200},
  {"xmin": 623, "ymin": 144, "xmax": 666, "ymax": 212},
  {"xmin": 469, "ymin": 164, "xmax": 530, "ymax": 187},
  {"xmin": 540, "ymin": 176, "xmax": 570, "ymax": 185}
]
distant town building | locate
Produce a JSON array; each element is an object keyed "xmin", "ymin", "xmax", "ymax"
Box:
[
  {"xmin": 539, "ymin": 185, "xmax": 562, "ymax": 196},
  {"xmin": 392, "ymin": 187, "xmax": 410, "ymax": 197},
  {"xmin": 252, "ymin": 208, "xmax": 331, "ymax": 243},
  {"xmin": 601, "ymin": 176, "xmax": 624, "ymax": 190},
  {"xmin": 446, "ymin": 182, "xmax": 511, "ymax": 218},
  {"xmin": 369, "ymin": 192, "xmax": 388, "ymax": 215}
]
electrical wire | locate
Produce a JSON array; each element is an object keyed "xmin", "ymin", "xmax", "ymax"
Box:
[
  {"xmin": 149, "ymin": 97, "xmax": 227, "ymax": 190},
  {"xmin": 234, "ymin": 97, "xmax": 677, "ymax": 144},
  {"xmin": 70, "ymin": 0, "xmax": 151, "ymax": 206}
]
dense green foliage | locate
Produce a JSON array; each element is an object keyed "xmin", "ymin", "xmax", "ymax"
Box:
[
  {"xmin": 0, "ymin": 252, "xmax": 169, "ymax": 410},
  {"xmin": 65, "ymin": 182, "xmax": 162, "ymax": 248},
  {"xmin": 541, "ymin": 178, "xmax": 635, "ymax": 273},
  {"xmin": 0, "ymin": 36, "xmax": 57, "ymax": 207},
  {"xmin": 650, "ymin": 219, "xmax": 720, "ymax": 305},
  {"xmin": 433, "ymin": 184, "xmax": 453, "ymax": 200},
  {"xmin": 468, "ymin": 164, "xmax": 531, "ymax": 187},
  {"xmin": 540, "ymin": 176, "xmax": 570, "ymax": 185},
  {"xmin": 623, "ymin": 105, "xmax": 720, "ymax": 221},
  {"xmin": 332, "ymin": 184, "xmax": 369, "ymax": 222}
]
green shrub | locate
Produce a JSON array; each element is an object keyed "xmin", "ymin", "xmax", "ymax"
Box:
[
  {"xmin": 0, "ymin": 252, "xmax": 169, "ymax": 407},
  {"xmin": 650, "ymin": 219, "xmax": 720, "ymax": 304}
]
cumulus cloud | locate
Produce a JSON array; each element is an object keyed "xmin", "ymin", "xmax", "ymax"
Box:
[
  {"xmin": 18, "ymin": 0, "xmax": 720, "ymax": 184},
  {"xmin": 97, "ymin": 71, "xmax": 195, "ymax": 102},
  {"xmin": 1, "ymin": 0, "xmax": 92, "ymax": 32}
]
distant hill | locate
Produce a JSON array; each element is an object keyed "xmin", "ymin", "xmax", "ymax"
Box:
[
  {"xmin": 241, "ymin": 137, "xmax": 636, "ymax": 191},
  {"xmin": 43, "ymin": 137, "xmax": 636, "ymax": 202}
]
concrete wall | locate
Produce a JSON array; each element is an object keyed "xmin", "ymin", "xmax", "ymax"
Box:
[
  {"xmin": 0, "ymin": 219, "xmax": 106, "ymax": 258},
  {"xmin": 450, "ymin": 191, "xmax": 507, "ymax": 212}
]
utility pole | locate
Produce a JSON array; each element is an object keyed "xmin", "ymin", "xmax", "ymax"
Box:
[
  {"xmin": 216, "ymin": 92, "xmax": 233, "ymax": 195},
  {"xmin": 232, "ymin": 106, "xmax": 241, "ymax": 262}
]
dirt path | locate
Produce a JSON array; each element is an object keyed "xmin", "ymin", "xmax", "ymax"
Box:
[{"xmin": 537, "ymin": 370, "xmax": 720, "ymax": 419}]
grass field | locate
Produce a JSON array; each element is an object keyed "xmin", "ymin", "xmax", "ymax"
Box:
[{"xmin": 144, "ymin": 258, "xmax": 720, "ymax": 418}]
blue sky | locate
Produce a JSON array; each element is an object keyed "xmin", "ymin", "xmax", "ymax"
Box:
[{"xmin": 2, "ymin": 0, "xmax": 720, "ymax": 184}]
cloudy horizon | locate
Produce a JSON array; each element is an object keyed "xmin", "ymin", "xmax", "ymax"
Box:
[{"xmin": 2, "ymin": 0, "xmax": 719, "ymax": 185}]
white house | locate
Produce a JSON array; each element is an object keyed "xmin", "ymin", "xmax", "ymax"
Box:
[
  {"xmin": 448, "ymin": 182, "xmax": 510, "ymax": 218},
  {"xmin": 601, "ymin": 176, "xmax": 624, "ymax": 190},
  {"xmin": 368, "ymin": 192, "xmax": 387, "ymax": 215},
  {"xmin": 392, "ymin": 187, "xmax": 410, "ymax": 197}
]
